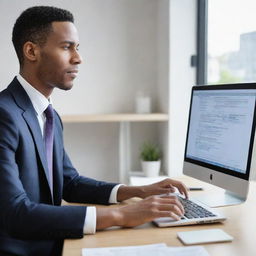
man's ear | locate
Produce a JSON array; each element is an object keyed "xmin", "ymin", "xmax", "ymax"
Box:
[{"xmin": 23, "ymin": 41, "xmax": 40, "ymax": 62}]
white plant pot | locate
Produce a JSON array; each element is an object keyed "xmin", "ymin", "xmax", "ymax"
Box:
[{"xmin": 141, "ymin": 160, "xmax": 161, "ymax": 177}]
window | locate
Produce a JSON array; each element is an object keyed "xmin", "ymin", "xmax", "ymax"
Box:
[{"xmin": 197, "ymin": 0, "xmax": 256, "ymax": 85}]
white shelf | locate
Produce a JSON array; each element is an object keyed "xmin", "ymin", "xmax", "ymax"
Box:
[
  {"xmin": 61, "ymin": 113, "xmax": 168, "ymax": 183},
  {"xmin": 61, "ymin": 113, "xmax": 168, "ymax": 123}
]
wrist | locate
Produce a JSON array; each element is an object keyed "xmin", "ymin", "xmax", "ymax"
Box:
[
  {"xmin": 117, "ymin": 185, "xmax": 142, "ymax": 201},
  {"xmin": 136, "ymin": 185, "xmax": 147, "ymax": 198},
  {"xmin": 96, "ymin": 207, "xmax": 123, "ymax": 230},
  {"xmin": 112, "ymin": 207, "xmax": 125, "ymax": 226}
]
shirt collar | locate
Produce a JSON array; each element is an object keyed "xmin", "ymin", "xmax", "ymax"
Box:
[{"xmin": 16, "ymin": 74, "xmax": 52, "ymax": 116}]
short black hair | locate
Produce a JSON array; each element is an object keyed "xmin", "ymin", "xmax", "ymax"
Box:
[{"xmin": 12, "ymin": 6, "xmax": 74, "ymax": 66}]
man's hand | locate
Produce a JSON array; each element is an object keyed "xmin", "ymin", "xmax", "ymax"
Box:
[
  {"xmin": 96, "ymin": 194, "xmax": 184, "ymax": 230},
  {"xmin": 117, "ymin": 178, "xmax": 188, "ymax": 202},
  {"xmin": 96, "ymin": 178, "xmax": 188, "ymax": 230},
  {"xmin": 138, "ymin": 178, "xmax": 188, "ymax": 199}
]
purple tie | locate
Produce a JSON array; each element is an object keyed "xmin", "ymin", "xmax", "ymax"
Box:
[{"xmin": 44, "ymin": 104, "xmax": 54, "ymax": 195}]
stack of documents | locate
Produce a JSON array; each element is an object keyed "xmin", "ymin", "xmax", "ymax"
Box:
[{"xmin": 82, "ymin": 243, "xmax": 209, "ymax": 256}]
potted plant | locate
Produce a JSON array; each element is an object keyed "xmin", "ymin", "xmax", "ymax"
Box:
[{"xmin": 140, "ymin": 142, "xmax": 162, "ymax": 177}]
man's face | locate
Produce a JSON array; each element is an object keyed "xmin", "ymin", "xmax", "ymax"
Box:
[{"xmin": 36, "ymin": 21, "xmax": 82, "ymax": 91}]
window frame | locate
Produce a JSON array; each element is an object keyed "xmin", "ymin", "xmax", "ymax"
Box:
[{"xmin": 196, "ymin": 0, "xmax": 208, "ymax": 85}]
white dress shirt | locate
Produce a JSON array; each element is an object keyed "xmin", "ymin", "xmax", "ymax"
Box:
[{"xmin": 16, "ymin": 74, "xmax": 122, "ymax": 234}]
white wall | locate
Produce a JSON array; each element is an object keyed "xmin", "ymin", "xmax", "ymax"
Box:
[
  {"xmin": 53, "ymin": 0, "xmax": 159, "ymax": 115},
  {"xmin": 157, "ymin": 0, "xmax": 170, "ymax": 175},
  {"xmin": 0, "ymin": 0, "xmax": 159, "ymax": 114},
  {"xmin": 0, "ymin": 0, "xmax": 197, "ymax": 181},
  {"xmin": 168, "ymin": 0, "xmax": 197, "ymax": 177},
  {"xmin": 0, "ymin": 0, "xmax": 172, "ymax": 182}
]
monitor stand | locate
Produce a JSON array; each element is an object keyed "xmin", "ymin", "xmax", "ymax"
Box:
[{"xmin": 192, "ymin": 190, "xmax": 246, "ymax": 208}]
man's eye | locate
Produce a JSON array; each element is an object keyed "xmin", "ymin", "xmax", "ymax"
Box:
[{"xmin": 63, "ymin": 46, "xmax": 70, "ymax": 50}]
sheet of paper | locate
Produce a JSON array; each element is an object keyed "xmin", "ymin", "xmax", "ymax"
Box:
[
  {"xmin": 82, "ymin": 243, "xmax": 166, "ymax": 256},
  {"xmin": 82, "ymin": 243, "xmax": 209, "ymax": 256},
  {"xmin": 162, "ymin": 246, "xmax": 210, "ymax": 256}
]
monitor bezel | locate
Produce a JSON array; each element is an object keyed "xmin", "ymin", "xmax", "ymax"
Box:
[{"xmin": 184, "ymin": 83, "xmax": 256, "ymax": 181}]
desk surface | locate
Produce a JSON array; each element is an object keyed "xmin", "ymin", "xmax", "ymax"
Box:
[{"xmin": 63, "ymin": 176, "xmax": 256, "ymax": 256}]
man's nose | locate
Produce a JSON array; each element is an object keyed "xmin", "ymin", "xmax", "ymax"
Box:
[{"xmin": 71, "ymin": 50, "xmax": 83, "ymax": 65}]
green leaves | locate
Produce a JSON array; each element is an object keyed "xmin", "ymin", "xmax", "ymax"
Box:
[{"xmin": 140, "ymin": 142, "xmax": 161, "ymax": 161}]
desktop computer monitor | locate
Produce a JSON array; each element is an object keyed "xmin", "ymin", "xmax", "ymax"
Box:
[{"xmin": 183, "ymin": 83, "xmax": 256, "ymax": 207}]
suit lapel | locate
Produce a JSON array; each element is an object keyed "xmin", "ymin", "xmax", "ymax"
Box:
[
  {"xmin": 8, "ymin": 78, "xmax": 53, "ymax": 199},
  {"xmin": 22, "ymin": 110, "xmax": 50, "ymax": 183}
]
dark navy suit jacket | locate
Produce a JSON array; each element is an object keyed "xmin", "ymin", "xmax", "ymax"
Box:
[{"xmin": 0, "ymin": 78, "xmax": 117, "ymax": 256}]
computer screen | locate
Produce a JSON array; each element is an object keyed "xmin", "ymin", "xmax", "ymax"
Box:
[{"xmin": 183, "ymin": 84, "xmax": 256, "ymax": 206}]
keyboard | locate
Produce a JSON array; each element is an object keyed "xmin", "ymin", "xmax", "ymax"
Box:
[
  {"xmin": 179, "ymin": 196, "xmax": 217, "ymax": 219},
  {"xmin": 153, "ymin": 195, "xmax": 226, "ymax": 227}
]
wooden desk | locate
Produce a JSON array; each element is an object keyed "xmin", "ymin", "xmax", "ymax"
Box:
[{"xmin": 63, "ymin": 176, "xmax": 256, "ymax": 256}]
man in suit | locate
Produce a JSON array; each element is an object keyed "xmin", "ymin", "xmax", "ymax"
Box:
[{"xmin": 0, "ymin": 6, "xmax": 188, "ymax": 256}]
